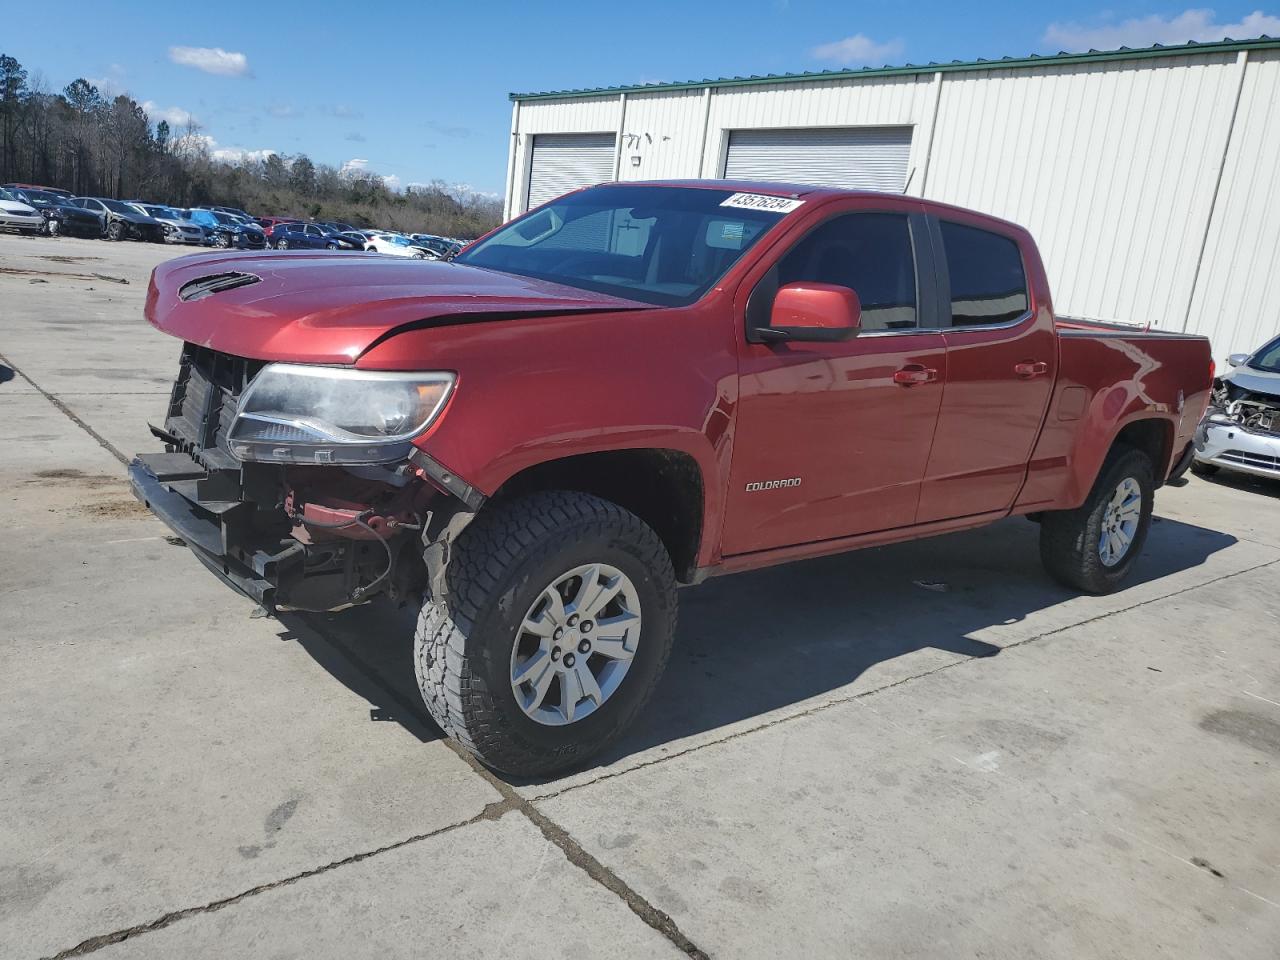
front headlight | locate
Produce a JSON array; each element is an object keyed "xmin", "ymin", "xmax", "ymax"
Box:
[{"xmin": 228, "ymin": 364, "xmax": 455, "ymax": 464}]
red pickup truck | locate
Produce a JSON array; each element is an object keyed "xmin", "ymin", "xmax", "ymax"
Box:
[{"xmin": 131, "ymin": 180, "xmax": 1213, "ymax": 775}]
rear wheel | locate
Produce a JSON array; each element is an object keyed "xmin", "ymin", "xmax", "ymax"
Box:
[
  {"xmin": 415, "ymin": 491, "xmax": 677, "ymax": 777},
  {"xmin": 277, "ymin": 238, "xmax": 289, "ymax": 250},
  {"xmin": 1040, "ymin": 445, "xmax": 1155, "ymax": 594}
]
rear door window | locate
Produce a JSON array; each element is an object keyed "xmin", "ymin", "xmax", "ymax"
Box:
[{"xmin": 938, "ymin": 221, "xmax": 1029, "ymax": 327}]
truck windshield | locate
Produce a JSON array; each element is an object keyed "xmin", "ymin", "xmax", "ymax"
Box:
[{"xmin": 456, "ymin": 185, "xmax": 790, "ymax": 306}]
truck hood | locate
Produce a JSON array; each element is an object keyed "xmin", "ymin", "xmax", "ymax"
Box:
[{"xmin": 145, "ymin": 251, "xmax": 650, "ymax": 364}]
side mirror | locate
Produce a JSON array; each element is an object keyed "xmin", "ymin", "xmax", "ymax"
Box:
[
  {"xmin": 1226, "ymin": 353, "xmax": 1249, "ymax": 368},
  {"xmin": 756, "ymin": 282, "xmax": 862, "ymax": 343}
]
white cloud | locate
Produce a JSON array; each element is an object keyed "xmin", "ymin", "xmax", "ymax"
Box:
[
  {"xmin": 212, "ymin": 146, "xmax": 277, "ymax": 163},
  {"xmin": 382, "ymin": 174, "xmax": 401, "ymax": 190},
  {"xmin": 168, "ymin": 45, "xmax": 250, "ymax": 77},
  {"xmin": 1044, "ymin": 8, "xmax": 1280, "ymax": 52},
  {"xmin": 810, "ymin": 33, "xmax": 904, "ymax": 66},
  {"xmin": 142, "ymin": 100, "xmax": 198, "ymax": 128},
  {"xmin": 341, "ymin": 158, "xmax": 370, "ymax": 176}
]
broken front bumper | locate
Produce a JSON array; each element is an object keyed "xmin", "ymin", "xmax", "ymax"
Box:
[
  {"xmin": 1193, "ymin": 421, "xmax": 1280, "ymax": 479},
  {"xmin": 129, "ymin": 453, "xmax": 301, "ymax": 609}
]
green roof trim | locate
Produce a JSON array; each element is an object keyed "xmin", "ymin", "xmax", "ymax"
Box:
[{"xmin": 510, "ymin": 35, "xmax": 1280, "ymax": 101}]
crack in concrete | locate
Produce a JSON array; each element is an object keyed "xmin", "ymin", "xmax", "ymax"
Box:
[
  {"xmin": 40, "ymin": 800, "xmax": 519, "ymax": 960},
  {"xmin": 294, "ymin": 615, "xmax": 711, "ymax": 959},
  {"xmin": 0, "ymin": 351, "xmax": 129, "ymax": 468}
]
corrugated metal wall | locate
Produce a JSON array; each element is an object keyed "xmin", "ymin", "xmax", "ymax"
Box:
[
  {"xmin": 1187, "ymin": 49, "xmax": 1280, "ymax": 356},
  {"xmin": 509, "ymin": 49, "xmax": 1280, "ymax": 359},
  {"xmin": 922, "ymin": 53, "xmax": 1242, "ymax": 332}
]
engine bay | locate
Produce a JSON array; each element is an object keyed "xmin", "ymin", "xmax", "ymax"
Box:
[{"xmin": 1208, "ymin": 380, "xmax": 1280, "ymax": 435}]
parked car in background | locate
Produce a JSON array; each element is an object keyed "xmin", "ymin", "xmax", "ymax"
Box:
[
  {"xmin": 3, "ymin": 182, "xmax": 73, "ymax": 200},
  {"xmin": 316, "ymin": 220, "xmax": 360, "ymax": 234},
  {"xmin": 126, "ymin": 203, "xmax": 206, "ymax": 244},
  {"xmin": 210, "ymin": 204, "xmax": 254, "ymax": 221},
  {"xmin": 3, "ymin": 186, "xmax": 101, "ymax": 236},
  {"xmin": 1192, "ymin": 334, "xmax": 1280, "ymax": 481},
  {"xmin": 409, "ymin": 234, "xmax": 462, "ymax": 259},
  {"xmin": 70, "ymin": 197, "xmax": 165, "ymax": 242},
  {"xmin": 337, "ymin": 230, "xmax": 368, "ymax": 248},
  {"xmin": 364, "ymin": 232, "xmax": 432, "ymax": 258},
  {"xmin": 272, "ymin": 222, "xmax": 362, "ymax": 250},
  {"xmin": 255, "ymin": 216, "xmax": 298, "ymax": 237},
  {"xmin": 171, "ymin": 209, "xmax": 215, "ymax": 245},
  {"xmin": 187, "ymin": 208, "xmax": 268, "ymax": 249},
  {"xmin": 0, "ymin": 187, "xmax": 44, "ymax": 234}
]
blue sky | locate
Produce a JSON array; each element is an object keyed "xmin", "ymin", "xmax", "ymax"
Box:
[{"xmin": 5, "ymin": 2, "xmax": 1278, "ymax": 194}]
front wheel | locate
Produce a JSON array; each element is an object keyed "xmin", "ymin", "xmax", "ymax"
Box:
[
  {"xmin": 1039, "ymin": 445, "xmax": 1155, "ymax": 594},
  {"xmin": 415, "ymin": 491, "xmax": 677, "ymax": 777},
  {"xmin": 107, "ymin": 220, "xmax": 125, "ymax": 241},
  {"xmin": 1189, "ymin": 458, "xmax": 1219, "ymax": 477},
  {"xmin": 45, "ymin": 218, "xmax": 61, "ymax": 237},
  {"xmin": 217, "ymin": 233, "xmax": 231, "ymax": 248}
]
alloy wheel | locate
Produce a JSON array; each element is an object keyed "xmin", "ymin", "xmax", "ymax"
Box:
[
  {"xmin": 1099, "ymin": 476, "xmax": 1142, "ymax": 567},
  {"xmin": 509, "ymin": 563, "xmax": 642, "ymax": 726}
]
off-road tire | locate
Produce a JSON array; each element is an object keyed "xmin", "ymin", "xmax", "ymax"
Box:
[
  {"xmin": 1039, "ymin": 445, "xmax": 1155, "ymax": 594},
  {"xmin": 1189, "ymin": 458, "xmax": 1219, "ymax": 477},
  {"xmin": 414, "ymin": 491, "xmax": 677, "ymax": 777}
]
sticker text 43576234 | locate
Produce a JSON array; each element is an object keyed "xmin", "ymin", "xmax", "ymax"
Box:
[{"xmin": 719, "ymin": 193, "xmax": 805, "ymax": 214}]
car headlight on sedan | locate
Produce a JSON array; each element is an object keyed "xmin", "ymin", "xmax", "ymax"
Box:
[{"xmin": 228, "ymin": 364, "xmax": 455, "ymax": 464}]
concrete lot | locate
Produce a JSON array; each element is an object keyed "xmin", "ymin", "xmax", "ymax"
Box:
[{"xmin": 1, "ymin": 231, "xmax": 1278, "ymax": 959}]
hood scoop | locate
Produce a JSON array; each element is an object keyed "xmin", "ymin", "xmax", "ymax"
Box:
[{"xmin": 179, "ymin": 272, "xmax": 262, "ymax": 302}]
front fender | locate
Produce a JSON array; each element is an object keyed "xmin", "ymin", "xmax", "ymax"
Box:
[{"xmin": 357, "ymin": 305, "xmax": 739, "ymax": 567}]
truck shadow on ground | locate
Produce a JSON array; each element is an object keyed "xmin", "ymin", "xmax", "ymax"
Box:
[{"xmin": 284, "ymin": 513, "xmax": 1237, "ymax": 773}]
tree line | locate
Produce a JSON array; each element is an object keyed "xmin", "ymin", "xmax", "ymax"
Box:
[{"xmin": 0, "ymin": 52, "xmax": 502, "ymax": 238}]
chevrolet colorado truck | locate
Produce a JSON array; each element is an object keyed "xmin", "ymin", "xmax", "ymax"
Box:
[{"xmin": 130, "ymin": 181, "xmax": 1213, "ymax": 775}]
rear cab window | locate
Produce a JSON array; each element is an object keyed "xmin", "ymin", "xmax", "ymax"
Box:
[{"xmin": 937, "ymin": 221, "xmax": 1029, "ymax": 327}]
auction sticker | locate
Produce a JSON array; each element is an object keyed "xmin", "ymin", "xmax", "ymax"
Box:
[{"xmin": 720, "ymin": 193, "xmax": 805, "ymax": 213}]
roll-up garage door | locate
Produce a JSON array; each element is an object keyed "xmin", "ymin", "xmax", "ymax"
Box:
[
  {"xmin": 723, "ymin": 127, "xmax": 913, "ymax": 192},
  {"xmin": 526, "ymin": 132, "xmax": 616, "ymax": 210}
]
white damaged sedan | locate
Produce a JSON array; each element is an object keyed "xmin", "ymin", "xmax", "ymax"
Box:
[
  {"xmin": 363, "ymin": 232, "xmax": 439, "ymax": 259},
  {"xmin": 1193, "ymin": 334, "xmax": 1280, "ymax": 481},
  {"xmin": 0, "ymin": 187, "xmax": 44, "ymax": 234}
]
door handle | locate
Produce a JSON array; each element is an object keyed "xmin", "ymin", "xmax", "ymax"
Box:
[
  {"xmin": 893, "ymin": 364, "xmax": 938, "ymax": 386},
  {"xmin": 1015, "ymin": 360, "xmax": 1049, "ymax": 378}
]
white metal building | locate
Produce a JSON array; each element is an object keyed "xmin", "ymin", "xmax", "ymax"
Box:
[{"xmin": 503, "ymin": 37, "xmax": 1280, "ymax": 360}]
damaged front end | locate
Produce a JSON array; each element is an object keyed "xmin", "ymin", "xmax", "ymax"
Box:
[
  {"xmin": 1194, "ymin": 376, "xmax": 1280, "ymax": 479},
  {"xmin": 129, "ymin": 343, "xmax": 476, "ymax": 612}
]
